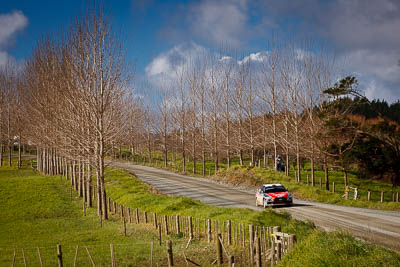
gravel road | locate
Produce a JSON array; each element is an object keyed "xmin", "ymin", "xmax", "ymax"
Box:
[{"xmin": 110, "ymin": 161, "xmax": 400, "ymax": 252}]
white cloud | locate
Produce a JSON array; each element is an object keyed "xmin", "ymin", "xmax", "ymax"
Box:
[
  {"xmin": 0, "ymin": 11, "xmax": 28, "ymax": 49},
  {"xmin": 0, "ymin": 11, "xmax": 28, "ymax": 66},
  {"xmin": 188, "ymin": 0, "xmax": 248, "ymax": 48},
  {"xmin": 0, "ymin": 51, "xmax": 11, "ymax": 66},
  {"xmin": 145, "ymin": 42, "xmax": 207, "ymax": 86},
  {"xmin": 238, "ymin": 51, "xmax": 268, "ymax": 65}
]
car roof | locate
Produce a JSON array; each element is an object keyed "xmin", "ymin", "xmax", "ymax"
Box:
[{"xmin": 261, "ymin": 184, "xmax": 283, "ymax": 187}]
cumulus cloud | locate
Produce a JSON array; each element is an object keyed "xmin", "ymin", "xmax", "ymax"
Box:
[
  {"xmin": 145, "ymin": 42, "xmax": 207, "ymax": 86},
  {"xmin": 0, "ymin": 11, "xmax": 28, "ymax": 66},
  {"xmin": 158, "ymin": 0, "xmax": 254, "ymax": 48},
  {"xmin": 188, "ymin": 0, "xmax": 248, "ymax": 47},
  {"xmin": 238, "ymin": 51, "xmax": 268, "ymax": 65}
]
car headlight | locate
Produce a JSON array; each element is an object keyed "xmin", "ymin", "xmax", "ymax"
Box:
[
  {"xmin": 287, "ymin": 193, "xmax": 293, "ymax": 199},
  {"xmin": 264, "ymin": 194, "xmax": 272, "ymax": 200}
]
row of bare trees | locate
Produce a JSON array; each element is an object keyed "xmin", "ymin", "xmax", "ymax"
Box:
[
  {"xmin": 130, "ymin": 42, "xmax": 342, "ymax": 189},
  {"xmin": 0, "ymin": 6, "xmax": 136, "ymax": 220}
]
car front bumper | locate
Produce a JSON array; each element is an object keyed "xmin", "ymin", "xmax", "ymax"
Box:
[{"xmin": 264, "ymin": 198, "xmax": 292, "ymax": 206}]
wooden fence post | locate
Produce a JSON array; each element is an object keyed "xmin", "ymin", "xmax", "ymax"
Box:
[
  {"xmin": 73, "ymin": 246, "xmax": 78, "ymax": 267},
  {"xmin": 277, "ymin": 242, "xmax": 282, "ymax": 262},
  {"xmin": 123, "ymin": 217, "xmax": 127, "ymax": 236},
  {"xmin": 227, "ymin": 220, "xmax": 232, "ymax": 245},
  {"xmin": 189, "ymin": 216, "xmax": 193, "ymax": 239},
  {"xmin": 164, "ymin": 215, "xmax": 169, "ymax": 235},
  {"xmin": 150, "ymin": 241, "xmax": 154, "ymax": 267},
  {"xmin": 144, "ymin": 211, "xmax": 148, "ymax": 224},
  {"xmin": 381, "ymin": 191, "xmax": 384, "ymax": 202},
  {"xmin": 167, "ymin": 240, "xmax": 174, "ymax": 267},
  {"xmin": 332, "ymin": 182, "xmax": 335, "ymax": 193},
  {"xmin": 176, "ymin": 215, "xmax": 180, "ymax": 234},
  {"xmin": 136, "ymin": 208, "xmax": 140, "ymax": 224},
  {"xmin": 367, "ymin": 190, "xmax": 371, "ymax": 201},
  {"xmin": 272, "ymin": 226, "xmax": 281, "ymax": 265},
  {"xmin": 22, "ymin": 248, "xmax": 27, "ymax": 267},
  {"xmin": 154, "ymin": 213, "xmax": 158, "ymax": 229},
  {"xmin": 216, "ymin": 233, "xmax": 223, "ymax": 266},
  {"xmin": 228, "ymin": 255, "xmax": 235, "ymax": 267},
  {"xmin": 288, "ymin": 234, "xmax": 296, "ymax": 250},
  {"xmin": 110, "ymin": 244, "xmax": 115, "ymax": 267},
  {"xmin": 271, "ymin": 238, "xmax": 275, "ymax": 267},
  {"xmin": 158, "ymin": 225, "xmax": 162, "ymax": 246},
  {"xmin": 255, "ymin": 236, "xmax": 262, "ymax": 267},
  {"xmin": 207, "ymin": 219, "xmax": 211, "ymax": 243},
  {"xmin": 57, "ymin": 244, "xmax": 63, "ymax": 267},
  {"xmin": 249, "ymin": 224, "xmax": 254, "ymax": 266}
]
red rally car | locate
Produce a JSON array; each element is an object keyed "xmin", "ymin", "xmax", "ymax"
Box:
[{"xmin": 255, "ymin": 184, "xmax": 293, "ymax": 208}]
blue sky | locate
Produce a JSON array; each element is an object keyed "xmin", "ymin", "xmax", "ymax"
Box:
[{"xmin": 1, "ymin": 0, "xmax": 400, "ymax": 102}]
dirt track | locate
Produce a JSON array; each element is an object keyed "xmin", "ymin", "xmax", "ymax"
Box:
[{"xmin": 110, "ymin": 161, "xmax": 400, "ymax": 252}]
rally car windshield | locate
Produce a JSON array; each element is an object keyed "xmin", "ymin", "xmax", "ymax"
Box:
[{"xmin": 264, "ymin": 186, "xmax": 287, "ymax": 193}]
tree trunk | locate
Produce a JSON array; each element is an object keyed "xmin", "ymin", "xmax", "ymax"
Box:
[
  {"xmin": 18, "ymin": 137, "xmax": 21, "ymax": 169},
  {"xmin": 96, "ymin": 168, "xmax": 102, "ymax": 217},
  {"xmin": 164, "ymin": 133, "xmax": 168, "ymax": 167},
  {"xmin": 73, "ymin": 160, "xmax": 78, "ymax": 190},
  {"xmin": 239, "ymin": 121, "xmax": 243, "ymax": 166},
  {"xmin": 214, "ymin": 127, "xmax": 218, "ymax": 173},
  {"xmin": 78, "ymin": 161, "xmax": 83, "ymax": 197},
  {"xmin": 192, "ymin": 131, "xmax": 196, "ymax": 174},
  {"xmin": 311, "ymin": 157, "xmax": 315, "ymax": 187},
  {"xmin": 0, "ymin": 144, "xmax": 3, "ymax": 166},
  {"xmin": 87, "ymin": 163, "xmax": 92, "ymax": 207},
  {"xmin": 8, "ymin": 142, "xmax": 12, "ymax": 167},
  {"xmin": 325, "ymin": 163, "xmax": 329, "ymax": 191},
  {"xmin": 343, "ymin": 167, "xmax": 348, "ymax": 187},
  {"xmin": 296, "ymin": 152, "xmax": 301, "ymax": 183}
]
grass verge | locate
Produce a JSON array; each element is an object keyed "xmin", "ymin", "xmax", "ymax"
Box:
[{"xmin": 281, "ymin": 230, "xmax": 400, "ymax": 266}]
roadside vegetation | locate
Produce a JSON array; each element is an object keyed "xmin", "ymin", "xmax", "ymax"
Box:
[{"xmin": 281, "ymin": 230, "xmax": 400, "ymax": 266}]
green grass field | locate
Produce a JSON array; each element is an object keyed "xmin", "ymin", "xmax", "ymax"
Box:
[
  {"xmin": 0, "ymin": 163, "xmax": 171, "ymax": 266},
  {"xmin": 1, "ymin": 160, "xmax": 399, "ymax": 266}
]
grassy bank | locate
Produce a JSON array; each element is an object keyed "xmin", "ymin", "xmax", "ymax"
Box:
[{"xmin": 281, "ymin": 230, "xmax": 400, "ymax": 266}]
